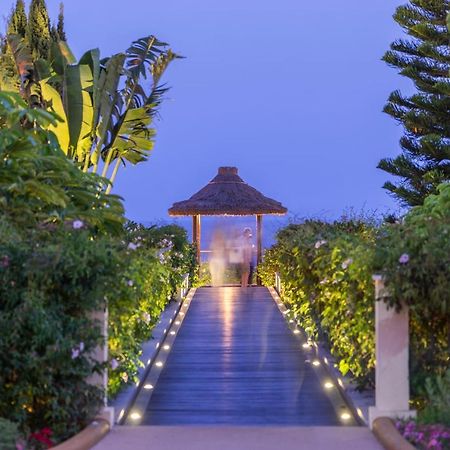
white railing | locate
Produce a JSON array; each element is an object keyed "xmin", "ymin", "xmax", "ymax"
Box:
[
  {"xmin": 179, "ymin": 273, "xmax": 190, "ymax": 299},
  {"xmin": 275, "ymin": 271, "xmax": 281, "ymax": 295}
]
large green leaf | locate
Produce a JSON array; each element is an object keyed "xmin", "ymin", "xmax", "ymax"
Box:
[
  {"xmin": 95, "ymin": 54, "xmax": 125, "ymax": 150},
  {"xmin": 50, "ymin": 40, "xmax": 77, "ymax": 75},
  {"xmin": 39, "ymin": 78, "xmax": 70, "ymax": 152},
  {"xmin": 63, "ymin": 64, "xmax": 94, "ymax": 160}
]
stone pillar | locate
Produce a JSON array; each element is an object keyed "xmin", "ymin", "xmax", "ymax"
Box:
[
  {"xmin": 88, "ymin": 306, "xmax": 114, "ymax": 426},
  {"xmin": 369, "ymin": 275, "xmax": 416, "ymax": 428}
]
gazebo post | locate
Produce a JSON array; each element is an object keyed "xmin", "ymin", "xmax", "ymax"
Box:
[
  {"xmin": 192, "ymin": 214, "xmax": 201, "ymax": 265},
  {"xmin": 256, "ymin": 214, "xmax": 263, "ymax": 285}
]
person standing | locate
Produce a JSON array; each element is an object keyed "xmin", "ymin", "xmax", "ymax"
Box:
[
  {"xmin": 209, "ymin": 229, "xmax": 226, "ymax": 286},
  {"xmin": 240, "ymin": 227, "xmax": 253, "ymax": 288}
]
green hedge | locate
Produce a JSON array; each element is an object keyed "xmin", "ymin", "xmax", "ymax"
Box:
[
  {"xmin": 259, "ymin": 219, "xmax": 377, "ymax": 389},
  {"xmin": 0, "ymin": 93, "xmax": 196, "ymax": 446},
  {"xmin": 259, "ymin": 186, "xmax": 449, "ymax": 394},
  {"xmin": 107, "ymin": 223, "xmax": 195, "ymax": 397}
]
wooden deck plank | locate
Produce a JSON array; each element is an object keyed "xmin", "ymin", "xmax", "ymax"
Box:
[{"xmin": 142, "ymin": 287, "xmax": 354, "ymax": 426}]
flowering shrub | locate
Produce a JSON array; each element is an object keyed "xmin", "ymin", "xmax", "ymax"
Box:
[
  {"xmin": 396, "ymin": 420, "xmax": 450, "ymax": 450},
  {"xmin": 0, "ymin": 96, "xmax": 197, "ymax": 445},
  {"xmin": 107, "ymin": 223, "xmax": 195, "ymax": 397},
  {"xmin": 0, "ymin": 220, "xmax": 112, "ymax": 444},
  {"xmin": 376, "ymin": 184, "xmax": 450, "ymax": 390},
  {"xmin": 259, "ymin": 219, "xmax": 377, "ymax": 388}
]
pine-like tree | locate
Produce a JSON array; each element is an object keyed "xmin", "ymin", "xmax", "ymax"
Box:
[
  {"xmin": 27, "ymin": 0, "xmax": 51, "ymax": 59},
  {"xmin": 57, "ymin": 3, "xmax": 67, "ymax": 41},
  {"xmin": 7, "ymin": 0, "xmax": 28, "ymax": 38},
  {"xmin": 378, "ymin": 0, "xmax": 450, "ymax": 206}
]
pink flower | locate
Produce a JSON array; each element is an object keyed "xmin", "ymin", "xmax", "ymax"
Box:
[
  {"xmin": 72, "ymin": 219, "xmax": 84, "ymax": 229},
  {"xmin": 71, "ymin": 348, "xmax": 80, "ymax": 359},
  {"xmin": 128, "ymin": 280, "xmax": 134, "ymax": 287},
  {"xmin": 399, "ymin": 253, "xmax": 410, "ymax": 264},
  {"xmin": 1, "ymin": 255, "xmax": 9, "ymax": 268},
  {"xmin": 111, "ymin": 358, "xmax": 119, "ymax": 370},
  {"xmin": 127, "ymin": 242, "xmax": 137, "ymax": 251}
]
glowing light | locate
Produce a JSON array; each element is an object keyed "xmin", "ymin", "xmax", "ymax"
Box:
[
  {"xmin": 147, "ymin": 359, "xmax": 151, "ymax": 365},
  {"xmin": 143, "ymin": 384, "xmax": 153, "ymax": 390},
  {"xmin": 324, "ymin": 382, "xmax": 334, "ymax": 389},
  {"xmin": 179, "ymin": 312, "xmax": 185, "ymax": 316},
  {"xmin": 341, "ymin": 412, "xmax": 352, "ymax": 421},
  {"xmin": 118, "ymin": 409, "xmax": 125, "ymax": 421},
  {"xmin": 357, "ymin": 408, "xmax": 364, "ymax": 418},
  {"xmin": 175, "ymin": 321, "xmax": 181, "ymax": 325},
  {"xmin": 169, "ymin": 319, "xmax": 172, "ymax": 324},
  {"xmin": 312, "ymin": 360, "xmax": 320, "ymax": 366},
  {"xmin": 155, "ymin": 361, "xmax": 163, "ymax": 367},
  {"xmin": 302, "ymin": 342, "xmax": 311, "ymax": 349},
  {"xmin": 155, "ymin": 342, "xmax": 160, "ymax": 348},
  {"xmin": 323, "ymin": 357, "xmax": 329, "ymax": 365},
  {"xmin": 170, "ymin": 331, "xmax": 176, "ymax": 335},
  {"xmin": 163, "ymin": 344, "xmax": 170, "ymax": 350},
  {"xmin": 163, "ymin": 329, "xmax": 167, "ymax": 333},
  {"xmin": 293, "ymin": 329, "xmax": 300, "ymax": 334},
  {"xmin": 338, "ymin": 378, "xmax": 345, "ymax": 388},
  {"xmin": 289, "ymin": 319, "xmax": 294, "ymax": 323},
  {"xmin": 130, "ymin": 412, "xmax": 141, "ymax": 420}
]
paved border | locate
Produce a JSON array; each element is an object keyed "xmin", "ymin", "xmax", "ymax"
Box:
[
  {"xmin": 372, "ymin": 418, "xmax": 416, "ymax": 450},
  {"xmin": 52, "ymin": 418, "xmax": 109, "ymax": 450}
]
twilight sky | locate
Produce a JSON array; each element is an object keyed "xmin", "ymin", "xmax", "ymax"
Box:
[{"xmin": 20, "ymin": 0, "xmax": 411, "ymax": 222}]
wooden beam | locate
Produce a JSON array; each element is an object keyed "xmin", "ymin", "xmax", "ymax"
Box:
[
  {"xmin": 192, "ymin": 215, "xmax": 201, "ymax": 265},
  {"xmin": 256, "ymin": 214, "xmax": 262, "ymax": 285}
]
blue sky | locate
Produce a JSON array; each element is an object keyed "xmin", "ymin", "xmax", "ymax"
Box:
[{"xmin": 16, "ymin": 0, "xmax": 411, "ymax": 222}]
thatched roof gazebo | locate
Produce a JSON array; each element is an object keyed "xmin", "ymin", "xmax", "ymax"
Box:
[{"xmin": 169, "ymin": 167, "xmax": 287, "ymax": 280}]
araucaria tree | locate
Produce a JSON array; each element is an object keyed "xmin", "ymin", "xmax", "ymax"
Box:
[{"xmin": 378, "ymin": 0, "xmax": 450, "ymax": 206}]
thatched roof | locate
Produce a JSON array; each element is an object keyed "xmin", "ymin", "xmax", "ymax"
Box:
[{"xmin": 168, "ymin": 167, "xmax": 287, "ymax": 216}]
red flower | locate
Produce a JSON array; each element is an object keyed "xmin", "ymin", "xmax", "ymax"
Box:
[{"xmin": 30, "ymin": 428, "xmax": 54, "ymax": 448}]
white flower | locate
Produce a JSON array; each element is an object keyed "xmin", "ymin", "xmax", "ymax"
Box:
[
  {"xmin": 128, "ymin": 280, "xmax": 134, "ymax": 287},
  {"xmin": 142, "ymin": 313, "xmax": 151, "ymax": 324},
  {"xmin": 319, "ymin": 278, "xmax": 328, "ymax": 285},
  {"xmin": 399, "ymin": 253, "xmax": 410, "ymax": 264},
  {"xmin": 110, "ymin": 359, "xmax": 119, "ymax": 370},
  {"xmin": 341, "ymin": 258, "xmax": 353, "ymax": 269},
  {"xmin": 72, "ymin": 219, "xmax": 84, "ymax": 229},
  {"xmin": 79, "ymin": 342, "xmax": 85, "ymax": 352},
  {"xmin": 314, "ymin": 239, "xmax": 327, "ymax": 249},
  {"xmin": 127, "ymin": 242, "xmax": 138, "ymax": 251},
  {"xmin": 71, "ymin": 348, "xmax": 80, "ymax": 359}
]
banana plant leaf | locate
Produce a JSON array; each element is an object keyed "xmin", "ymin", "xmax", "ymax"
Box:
[
  {"xmin": 39, "ymin": 78, "xmax": 70, "ymax": 152},
  {"xmin": 63, "ymin": 64, "xmax": 94, "ymax": 161},
  {"xmin": 94, "ymin": 53, "xmax": 126, "ymax": 157},
  {"xmin": 50, "ymin": 40, "xmax": 76, "ymax": 75}
]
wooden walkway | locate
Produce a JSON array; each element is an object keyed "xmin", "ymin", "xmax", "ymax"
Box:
[{"xmin": 139, "ymin": 287, "xmax": 357, "ymax": 426}]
